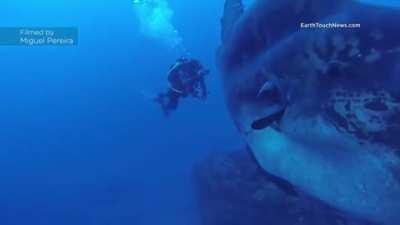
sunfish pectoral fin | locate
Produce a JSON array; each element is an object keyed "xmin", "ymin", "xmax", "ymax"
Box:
[{"xmin": 251, "ymin": 108, "xmax": 286, "ymax": 130}]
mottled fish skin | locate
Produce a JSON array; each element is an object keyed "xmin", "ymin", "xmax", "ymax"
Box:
[
  {"xmin": 219, "ymin": 0, "xmax": 352, "ymax": 73},
  {"xmin": 218, "ymin": 0, "xmax": 400, "ymax": 224}
]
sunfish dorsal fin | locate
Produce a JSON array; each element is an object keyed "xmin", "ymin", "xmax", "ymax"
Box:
[{"xmin": 221, "ymin": 0, "xmax": 244, "ymax": 42}]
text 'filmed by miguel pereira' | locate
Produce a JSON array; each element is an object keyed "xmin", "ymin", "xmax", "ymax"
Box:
[{"xmin": 0, "ymin": 27, "xmax": 78, "ymax": 46}]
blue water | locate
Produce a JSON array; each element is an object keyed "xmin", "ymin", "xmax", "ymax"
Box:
[{"xmin": 0, "ymin": 1, "xmax": 241, "ymax": 224}]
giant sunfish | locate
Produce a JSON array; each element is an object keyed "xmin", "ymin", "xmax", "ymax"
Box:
[{"xmin": 218, "ymin": 0, "xmax": 400, "ymax": 224}]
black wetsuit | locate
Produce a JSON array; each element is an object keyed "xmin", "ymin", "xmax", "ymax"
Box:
[{"xmin": 156, "ymin": 58, "xmax": 208, "ymax": 116}]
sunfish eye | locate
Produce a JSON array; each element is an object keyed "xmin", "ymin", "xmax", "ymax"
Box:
[
  {"xmin": 257, "ymin": 80, "xmax": 282, "ymax": 102},
  {"xmin": 250, "ymin": 79, "xmax": 288, "ymax": 130}
]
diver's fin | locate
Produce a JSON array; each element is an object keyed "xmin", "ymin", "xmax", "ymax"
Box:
[{"xmin": 221, "ymin": 0, "xmax": 244, "ymax": 42}]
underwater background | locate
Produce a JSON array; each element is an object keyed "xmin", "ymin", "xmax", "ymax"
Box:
[
  {"xmin": 0, "ymin": 0, "xmax": 241, "ymax": 224},
  {"xmin": 0, "ymin": 0, "xmax": 399, "ymax": 225}
]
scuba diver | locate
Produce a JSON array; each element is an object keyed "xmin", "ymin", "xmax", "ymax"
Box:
[{"xmin": 154, "ymin": 57, "xmax": 210, "ymax": 116}]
